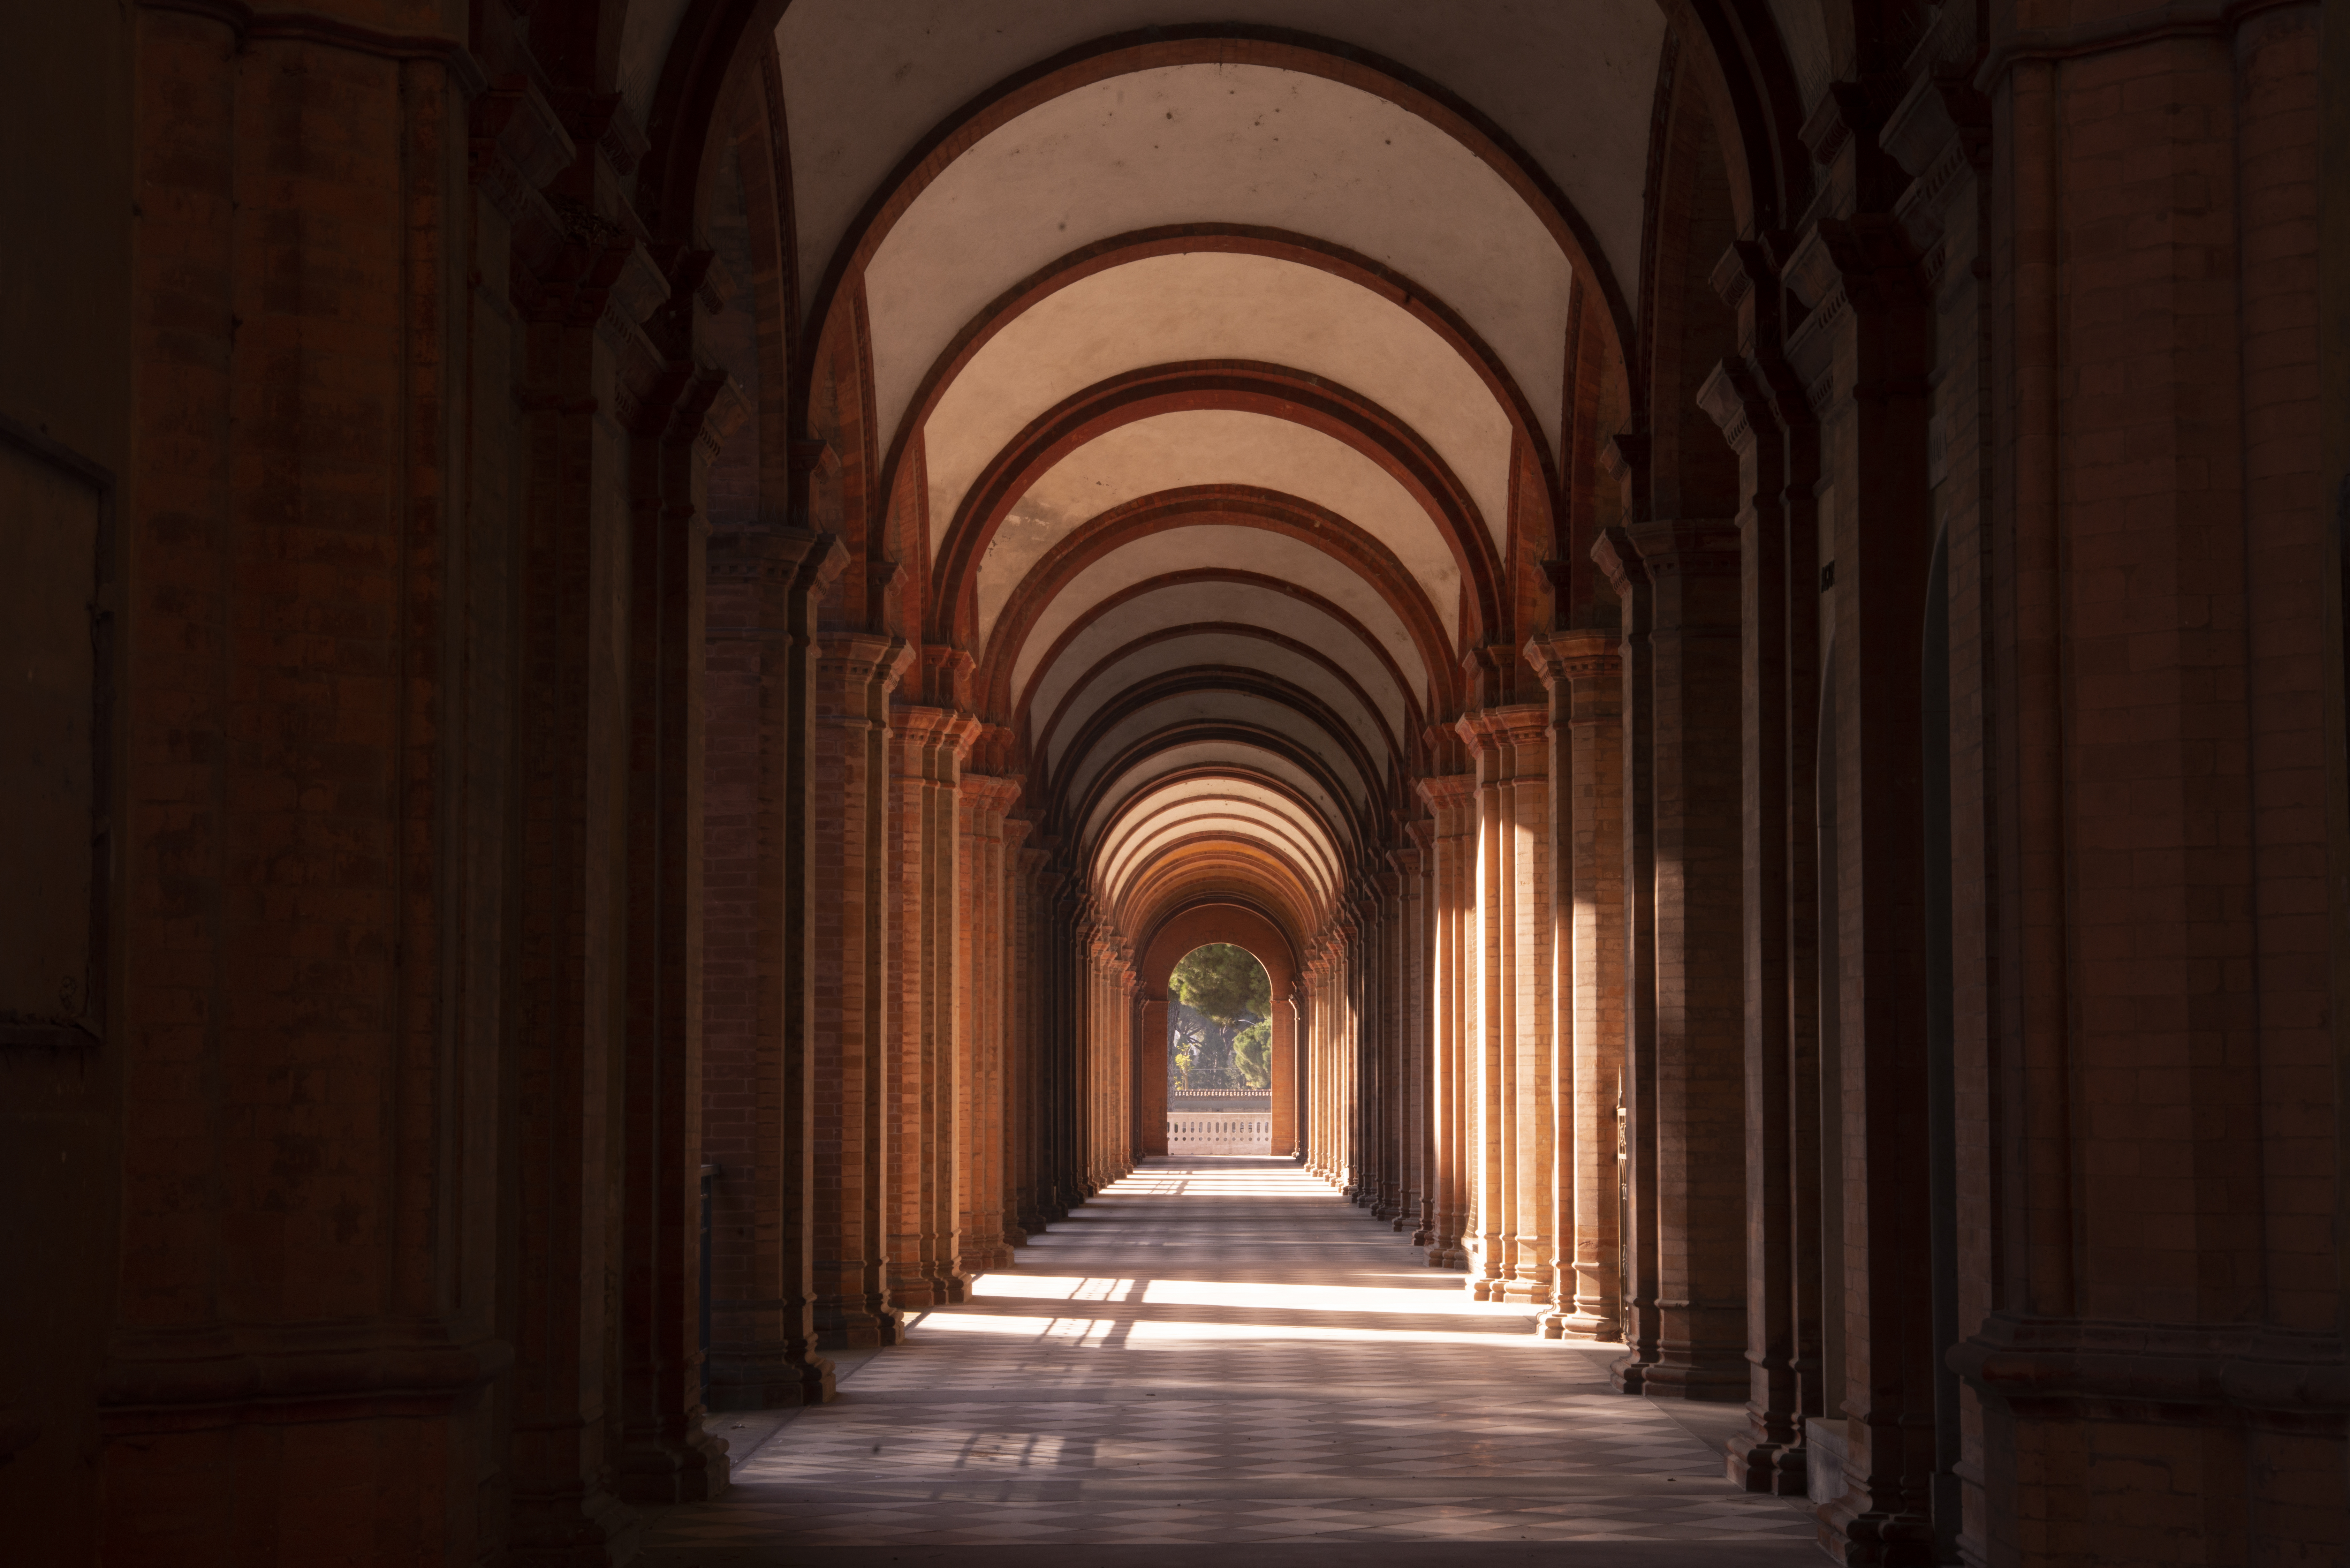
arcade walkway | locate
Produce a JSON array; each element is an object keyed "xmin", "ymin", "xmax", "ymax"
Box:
[{"xmin": 641, "ymin": 1160, "xmax": 1819, "ymax": 1566}]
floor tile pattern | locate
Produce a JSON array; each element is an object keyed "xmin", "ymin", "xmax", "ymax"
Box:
[{"xmin": 642, "ymin": 1159, "xmax": 1820, "ymax": 1561}]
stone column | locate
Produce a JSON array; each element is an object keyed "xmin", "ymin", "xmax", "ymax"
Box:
[
  {"xmin": 1270, "ymin": 990, "xmax": 1300, "ymax": 1158},
  {"xmin": 699, "ymin": 526, "xmax": 849, "ymax": 1422},
  {"xmin": 1527, "ymin": 629, "xmax": 1629, "ymax": 1343},
  {"xmin": 615, "ymin": 338, "xmax": 757, "ymax": 1502},
  {"xmin": 957, "ymin": 772, "xmax": 1021, "ymax": 1275},
  {"xmin": 1596, "ymin": 529, "xmax": 1661, "ymax": 1389},
  {"xmin": 810, "ymin": 634, "xmax": 912, "ymax": 1346},
  {"xmin": 1458, "ymin": 705, "xmax": 1554, "ymax": 1306},
  {"xmin": 100, "ymin": 17, "xmax": 533, "ymax": 1555},
  {"xmin": 1007, "ymin": 844, "xmax": 1045, "ymax": 1233},
  {"xmin": 1397, "ymin": 831, "xmax": 1432, "ymax": 1238},
  {"xmin": 1139, "ymin": 997, "xmax": 1170, "ymax": 1156},
  {"xmin": 1630, "ymin": 520, "xmax": 1747, "ymax": 1400},
  {"xmin": 886, "ymin": 704, "xmax": 976, "ymax": 1308},
  {"xmin": 1418, "ymin": 775, "xmax": 1476, "ymax": 1268},
  {"xmin": 1699, "ymin": 259, "xmax": 1823, "ymax": 1490}
]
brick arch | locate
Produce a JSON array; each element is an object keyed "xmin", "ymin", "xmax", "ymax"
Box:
[
  {"xmin": 763, "ymin": 27, "xmax": 1642, "ymax": 426},
  {"xmin": 936, "ymin": 366, "xmax": 1501, "ymax": 659},
  {"xmin": 1131, "ymin": 900, "xmax": 1306, "ymax": 1159},
  {"xmin": 1010, "ymin": 569, "xmax": 1430, "ymax": 761},
  {"xmin": 883, "ymin": 226, "xmax": 1562, "ymax": 540},
  {"xmin": 1140, "ymin": 902, "xmax": 1299, "ymax": 1003},
  {"xmin": 985, "ymin": 504, "xmax": 1459, "ymax": 730}
]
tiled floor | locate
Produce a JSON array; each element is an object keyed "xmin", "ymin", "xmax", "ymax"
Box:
[{"xmin": 640, "ymin": 1158, "xmax": 1823, "ymax": 1567}]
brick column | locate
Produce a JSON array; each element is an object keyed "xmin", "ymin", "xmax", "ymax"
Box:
[
  {"xmin": 1362, "ymin": 880, "xmax": 1398, "ymax": 1214},
  {"xmin": 1595, "ymin": 528, "xmax": 1661, "ymax": 1389},
  {"xmin": 1011, "ymin": 846, "xmax": 1054, "ymax": 1232},
  {"xmin": 699, "ymin": 526, "xmax": 849, "ymax": 1423},
  {"xmin": 1139, "ymin": 997, "xmax": 1171, "ymax": 1156},
  {"xmin": 1632, "ymin": 520, "xmax": 1747, "ymax": 1399},
  {"xmin": 810, "ymin": 633, "xmax": 913, "ymax": 1347},
  {"xmin": 999, "ymin": 818, "xmax": 1035, "ymax": 1248},
  {"xmin": 1528, "ymin": 629, "xmax": 1628, "ymax": 1343},
  {"xmin": 1458, "ymin": 705, "xmax": 1554, "ymax": 1305},
  {"xmin": 1699, "ymin": 251, "xmax": 1824, "ymax": 1490},
  {"xmin": 886, "ymin": 704, "xmax": 975, "ymax": 1308},
  {"xmin": 956, "ymin": 772, "xmax": 1021, "ymax": 1275},
  {"xmin": 614, "ymin": 336, "xmax": 758, "ymax": 1501},
  {"xmin": 1270, "ymin": 990, "xmax": 1300, "ymax": 1158},
  {"xmin": 1397, "ymin": 829, "xmax": 1433, "ymax": 1239},
  {"xmin": 100, "ymin": 16, "xmax": 526, "ymax": 1556},
  {"xmin": 1418, "ymin": 775, "xmax": 1476, "ymax": 1268}
]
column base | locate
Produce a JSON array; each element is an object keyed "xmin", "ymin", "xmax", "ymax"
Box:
[
  {"xmin": 1499, "ymin": 1278, "xmax": 1550, "ymax": 1306},
  {"xmin": 613, "ymin": 1417, "xmax": 731, "ymax": 1504},
  {"xmin": 1816, "ymin": 1486, "xmax": 1938, "ymax": 1566},
  {"xmin": 1633, "ymin": 1355, "xmax": 1750, "ymax": 1402},
  {"xmin": 1539, "ymin": 1306, "xmax": 1622, "ymax": 1342},
  {"xmin": 507, "ymin": 1481, "xmax": 643, "ymax": 1567},
  {"xmin": 1609, "ymin": 1352, "xmax": 1656, "ymax": 1393},
  {"xmin": 1724, "ymin": 1429, "xmax": 1809, "ymax": 1496},
  {"xmin": 814, "ymin": 1304, "xmax": 906, "ymax": 1350},
  {"xmin": 705, "ymin": 1345, "xmax": 838, "ymax": 1412}
]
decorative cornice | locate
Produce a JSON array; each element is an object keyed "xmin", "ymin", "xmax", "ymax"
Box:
[
  {"xmin": 1975, "ymin": 0, "xmax": 2312, "ymax": 90},
  {"xmin": 705, "ymin": 526, "xmax": 848, "ymax": 601},
  {"xmin": 816, "ymin": 632, "xmax": 915, "ymax": 682},
  {"xmin": 1626, "ymin": 519, "xmax": 1742, "ymax": 577},
  {"xmin": 1524, "ymin": 628, "xmax": 1622, "ymax": 689},
  {"xmin": 98, "ymin": 1319, "xmax": 510, "ymax": 1430},
  {"xmin": 468, "ymin": 75, "xmax": 573, "ymax": 229},
  {"xmin": 1456, "ymin": 702, "xmax": 1550, "ymax": 755},
  {"xmin": 1414, "ymin": 773, "xmax": 1477, "ymax": 814},
  {"xmin": 140, "ymin": 0, "xmax": 487, "ymax": 94},
  {"xmin": 1954, "ymin": 1315, "xmax": 2347, "ymax": 1426},
  {"xmin": 961, "ymin": 773, "xmax": 1027, "ymax": 813},
  {"xmin": 1590, "ymin": 526, "xmax": 1648, "ymax": 600}
]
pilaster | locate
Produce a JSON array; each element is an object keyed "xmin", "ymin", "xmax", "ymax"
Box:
[
  {"xmin": 1417, "ymin": 774, "xmax": 1477, "ymax": 1270},
  {"xmin": 809, "ymin": 633, "xmax": 914, "ymax": 1348},
  {"xmin": 885, "ymin": 702, "xmax": 978, "ymax": 1309},
  {"xmin": 1527, "ymin": 629, "xmax": 1628, "ymax": 1344},
  {"xmin": 1595, "ymin": 528, "xmax": 1661, "ymax": 1391},
  {"xmin": 1457, "ymin": 705, "xmax": 1555, "ymax": 1306}
]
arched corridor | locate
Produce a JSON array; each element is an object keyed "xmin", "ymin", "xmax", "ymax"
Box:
[
  {"xmin": 4, "ymin": 2, "xmax": 2345, "ymax": 1565},
  {"xmin": 642, "ymin": 1159, "xmax": 1819, "ymax": 1563}
]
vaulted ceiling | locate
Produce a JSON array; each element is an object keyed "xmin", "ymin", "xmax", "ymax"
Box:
[{"xmin": 763, "ymin": 0, "xmax": 1665, "ymax": 955}]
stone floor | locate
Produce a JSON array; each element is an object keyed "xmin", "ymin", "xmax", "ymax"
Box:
[{"xmin": 641, "ymin": 1158, "xmax": 1822, "ymax": 1567}]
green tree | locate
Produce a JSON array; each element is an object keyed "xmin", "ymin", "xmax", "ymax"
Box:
[
  {"xmin": 1169, "ymin": 943, "xmax": 1269, "ymax": 1026},
  {"xmin": 1232, "ymin": 1019, "xmax": 1271, "ymax": 1088},
  {"xmin": 1169, "ymin": 945, "xmax": 1271, "ymax": 1092}
]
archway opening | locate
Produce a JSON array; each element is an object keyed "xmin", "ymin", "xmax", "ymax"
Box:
[{"xmin": 1165, "ymin": 943, "xmax": 1275, "ymax": 1156}]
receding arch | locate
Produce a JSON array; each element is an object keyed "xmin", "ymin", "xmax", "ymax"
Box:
[
  {"xmin": 935, "ymin": 366, "xmax": 1503, "ymax": 652},
  {"xmin": 892, "ymin": 231, "xmax": 1554, "ymax": 538}
]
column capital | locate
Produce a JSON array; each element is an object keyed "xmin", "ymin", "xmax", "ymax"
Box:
[
  {"xmin": 1524, "ymin": 627, "xmax": 1623, "ymax": 690},
  {"xmin": 892, "ymin": 704, "xmax": 980, "ymax": 762},
  {"xmin": 816, "ymin": 630, "xmax": 914, "ymax": 680},
  {"xmin": 1625, "ymin": 519, "xmax": 1741, "ymax": 575},
  {"xmin": 1416, "ymin": 772, "xmax": 1476, "ymax": 828},
  {"xmin": 959, "ymin": 772, "xmax": 1026, "ymax": 815},
  {"xmin": 1457, "ymin": 702, "xmax": 1550, "ymax": 764},
  {"xmin": 1591, "ymin": 525, "xmax": 1649, "ymax": 601},
  {"xmin": 706, "ymin": 522, "xmax": 848, "ymax": 584}
]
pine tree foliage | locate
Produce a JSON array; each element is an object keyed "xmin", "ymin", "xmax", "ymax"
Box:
[
  {"xmin": 1169, "ymin": 943, "xmax": 1270, "ymax": 1025},
  {"xmin": 1167, "ymin": 945, "xmax": 1272, "ymax": 1091}
]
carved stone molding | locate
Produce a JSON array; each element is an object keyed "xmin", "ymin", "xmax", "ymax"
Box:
[
  {"xmin": 1954, "ymin": 1314, "xmax": 2350, "ymax": 1429},
  {"xmin": 140, "ymin": 0, "xmax": 488, "ymax": 94}
]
